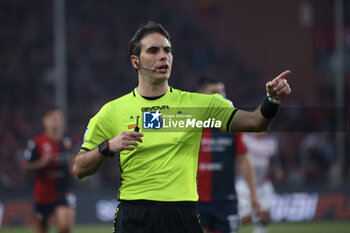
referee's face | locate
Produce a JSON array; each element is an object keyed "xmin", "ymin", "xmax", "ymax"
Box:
[{"xmin": 138, "ymin": 33, "xmax": 173, "ymax": 82}]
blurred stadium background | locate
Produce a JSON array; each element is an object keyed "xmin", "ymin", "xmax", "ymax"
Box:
[{"xmin": 0, "ymin": 0, "xmax": 349, "ymax": 232}]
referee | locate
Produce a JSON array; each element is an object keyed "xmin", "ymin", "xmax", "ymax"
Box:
[{"xmin": 72, "ymin": 21, "xmax": 291, "ymax": 233}]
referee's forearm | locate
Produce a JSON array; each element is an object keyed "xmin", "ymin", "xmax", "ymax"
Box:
[
  {"xmin": 72, "ymin": 149, "xmax": 107, "ymax": 179},
  {"xmin": 231, "ymin": 108, "xmax": 274, "ymax": 132}
]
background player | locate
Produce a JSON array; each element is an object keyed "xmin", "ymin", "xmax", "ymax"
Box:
[
  {"xmin": 23, "ymin": 107, "xmax": 76, "ymax": 233},
  {"xmin": 196, "ymin": 76, "xmax": 260, "ymax": 233},
  {"xmin": 235, "ymin": 132, "xmax": 283, "ymax": 233}
]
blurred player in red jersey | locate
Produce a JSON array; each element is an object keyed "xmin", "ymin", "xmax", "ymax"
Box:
[
  {"xmin": 196, "ymin": 76, "xmax": 260, "ymax": 233},
  {"xmin": 23, "ymin": 107, "xmax": 76, "ymax": 233}
]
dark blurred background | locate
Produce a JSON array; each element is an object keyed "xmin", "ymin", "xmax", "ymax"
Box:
[{"xmin": 0, "ymin": 0, "xmax": 349, "ymax": 226}]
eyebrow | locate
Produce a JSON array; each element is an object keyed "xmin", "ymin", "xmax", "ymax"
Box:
[{"xmin": 146, "ymin": 46, "xmax": 172, "ymax": 51}]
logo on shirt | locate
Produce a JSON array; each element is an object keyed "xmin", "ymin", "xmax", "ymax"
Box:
[
  {"xmin": 141, "ymin": 105, "xmax": 169, "ymax": 112},
  {"xmin": 143, "ymin": 110, "xmax": 163, "ymax": 129},
  {"xmin": 200, "ymin": 137, "xmax": 233, "ymax": 152},
  {"xmin": 42, "ymin": 142, "xmax": 52, "ymax": 152},
  {"xmin": 128, "ymin": 124, "xmax": 137, "ymax": 129},
  {"xmin": 198, "ymin": 162, "xmax": 224, "ymax": 171}
]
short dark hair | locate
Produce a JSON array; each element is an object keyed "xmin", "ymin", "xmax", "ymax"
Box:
[
  {"xmin": 41, "ymin": 106, "xmax": 64, "ymax": 119},
  {"xmin": 196, "ymin": 76, "xmax": 223, "ymax": 92},
  {"xmin": 128, "ymin": 21, "xmax": 171, "ymax": 57}
]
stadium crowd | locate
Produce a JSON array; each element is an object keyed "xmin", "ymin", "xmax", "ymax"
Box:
[{"xmin": 0, "ymin": 0, "xmax": 349, "ymax": 195}]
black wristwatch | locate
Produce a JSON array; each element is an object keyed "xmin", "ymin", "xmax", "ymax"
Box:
[{"xmin": 98, "ymin": 140, "xmax": 115, "ymax": 158}]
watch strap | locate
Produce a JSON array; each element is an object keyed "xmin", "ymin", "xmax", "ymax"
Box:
[{"xmin": 98, "ymin": 140, "xmax": 115, "ymax": 158}]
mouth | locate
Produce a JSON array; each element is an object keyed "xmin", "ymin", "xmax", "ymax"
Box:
[{"xmin": 156, "ymin": 64, "xmax": 169, "ymax": 73}]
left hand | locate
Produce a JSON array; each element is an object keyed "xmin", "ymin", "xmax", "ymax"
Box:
[
  {"xmin": 251, "ymin": 192, "xmax": 261, "ymax": 213},
  {"xmin": 266, "ymin": 70, "xmax": 292, "ymax": 100}
]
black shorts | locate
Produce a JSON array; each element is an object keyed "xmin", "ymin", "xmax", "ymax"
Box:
[
  {"xmin": 197, "ymin": 201, "xmax": 240, "ymax": 233},
  {"xmin": 34, "ymin": 193, "xmax": 76, "ymax": 221},
  {"xmin": 113, "ymin": 200, "xmax": 203, "ymax": 233}
]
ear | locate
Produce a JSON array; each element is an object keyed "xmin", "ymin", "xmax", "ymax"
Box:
[{"xmin": 130, "ymin": 55, "xmax": 139, "ymax": 69}]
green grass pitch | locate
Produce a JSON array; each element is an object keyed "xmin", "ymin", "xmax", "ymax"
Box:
[{"xmin": 1, "ymin": 221, "xmax": 349, "ymax": 233}]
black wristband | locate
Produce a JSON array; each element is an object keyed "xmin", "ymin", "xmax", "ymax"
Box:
[{"xmin": 260, "ymin": 96, "xmax": 280, "ymax": 119}]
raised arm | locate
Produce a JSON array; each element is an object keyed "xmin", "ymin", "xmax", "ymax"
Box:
[
  {"xmin": 231, "ymin": 70, "xmax": 292, "ymax": 132},
  {"xmin": 72, "ymin": 131, "xmax": 143, "ymax": 179}
]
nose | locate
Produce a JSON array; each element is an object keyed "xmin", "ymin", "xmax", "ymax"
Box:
[{"xmin": 159, "ymin": 49, "xmax": 168, "ymax": 61}]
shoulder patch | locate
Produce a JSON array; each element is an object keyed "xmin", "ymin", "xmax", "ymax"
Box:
[
  {"xmin": 82, "ymin": 127, "xmax": 89, "ymax": 146},
  {"xmin": 222, "ymin": 96, "xmax": 234, "ymax": 108}
]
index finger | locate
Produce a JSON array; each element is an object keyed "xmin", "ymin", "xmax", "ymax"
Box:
[
  {"xmin": 126, "ymin": 131, "xmax": 144, "ymax": 137},
  {"xmin": 273, "ymin": 70, "xmax": 292, "ymax": 83}
]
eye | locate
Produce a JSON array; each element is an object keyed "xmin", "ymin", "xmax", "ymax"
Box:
[
  {"xmin": 164, "ymin": 47, "xmax": 172, "ymax": 53},
  {"xmin": 148, "ymin": 47, "xmax": 159, "ymax": 54}
]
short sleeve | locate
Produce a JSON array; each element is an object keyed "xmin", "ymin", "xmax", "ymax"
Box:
[
  {"xmin": 23, "ymin": 140, "xmax": 38, "ymax": 162},
  {"xmin": 234, "ymin": 132, "xmax": 247, "ymax": 156},
  {"xmin": 207, "ymin": 94, "xmax": 239, "ymax": 132},
  {"xmin": 80, "ymin": 103, "xmax": 113, "ymax": 151}
]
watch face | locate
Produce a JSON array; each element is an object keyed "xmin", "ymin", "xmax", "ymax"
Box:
[{"xmin": 99, "ymin": 141, "xmax": 108, "ymax": 153}]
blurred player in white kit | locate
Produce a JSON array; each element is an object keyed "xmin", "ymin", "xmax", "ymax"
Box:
[{"xmin": 235, "ymin": 132, "xmax": 283, "ymax": 233}]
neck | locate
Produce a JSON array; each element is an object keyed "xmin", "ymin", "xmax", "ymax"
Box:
[
  {"xmin": 46, "ymin": 129, "xmax": 63, "ymax": 142},
  {"xmin": 137, "ymin": 78, "xmax": 168, "ymax": 97}
]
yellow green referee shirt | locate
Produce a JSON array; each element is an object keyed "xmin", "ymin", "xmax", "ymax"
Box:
[{"xmin": 81, "ymin": 87, "xmax": 238, "ymax": 202}]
